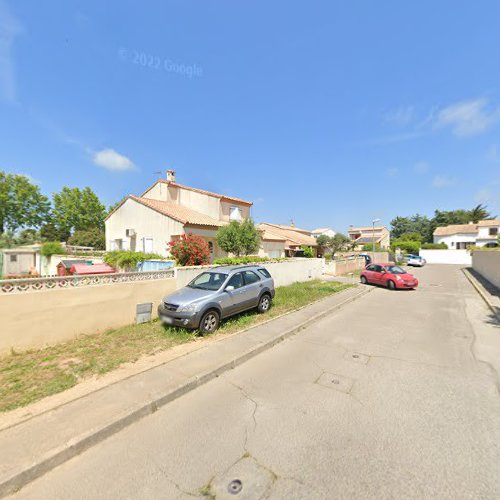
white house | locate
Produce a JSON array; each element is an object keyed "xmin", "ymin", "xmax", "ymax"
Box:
[
  {"xmin": 312, "ymin": 228, "xmax": 336, "ymax": 239},
  {"xmin": 105, "ymin": 170, "xmax": 254, "ymax": 261},
  {"xmin": 433, "ymin": 220, "xmax": 499, "ymax": 249}
]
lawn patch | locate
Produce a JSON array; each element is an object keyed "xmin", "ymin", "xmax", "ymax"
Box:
[{"xmin": 0, "ymin": 280, "xmax": 351, "ymax": 412}]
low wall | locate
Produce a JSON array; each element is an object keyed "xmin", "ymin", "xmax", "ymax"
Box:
[
  {"xmin": 324, "ymin": 258, "xmax": 365, "ymax": 276},
  {"xmin": 472, "ymin": 250, "xmax": 500, "ymax": 289},
  {"xmin": 419, "ymin": 249, "xmax": 472, "ymax": 265},
  {"xmin": 0, "ymin": 275, "xmax": 176, "ymax": 355},
  {"xmin": 176, "ymin": 258, "xmax": 325, "ymax": 288}
]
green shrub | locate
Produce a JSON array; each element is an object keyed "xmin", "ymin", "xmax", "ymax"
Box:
[
  {"xmin": 421, "ymin": 243, "xmax": 448, "ymax": 249},
  {"xmin": 41, "ymin": 241, "xmax": 65, "ymax": 257},
  {"xmin": 104, "ymin": 251, "xmax": 165, "ymax": 271},
  {"xmin": 212, "ymin": 256, "xmax": 272, "ymax": 265},
  {"xmin": 68, "ymin": 228, "xmax": 105, "ymax": 250},
  {"xmin": 301, "ymin": 246, "xmax": 314, "ymax": 258},
  {"xmin": 391, "ymin": 239, "xmax": 420, "ymax": 254}
]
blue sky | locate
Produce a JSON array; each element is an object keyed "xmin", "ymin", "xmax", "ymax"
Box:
[{"xmin": 1, "ymin": 0, "xmax": 499, "ymax": 232}]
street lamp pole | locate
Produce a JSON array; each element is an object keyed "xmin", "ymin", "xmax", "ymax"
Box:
[{"xmin": 372, "ymin": 218, "xmax": 380, "ymax": 261}]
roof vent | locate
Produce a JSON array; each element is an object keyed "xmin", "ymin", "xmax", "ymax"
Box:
[{"xmin": 167, "ymin": 170, "xmax": 176, "ymax": 182}]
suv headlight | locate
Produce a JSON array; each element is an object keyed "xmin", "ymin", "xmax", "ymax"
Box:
[{"xmin": 178, "ymin": 304, "xmax": 198, "ymax": 313}]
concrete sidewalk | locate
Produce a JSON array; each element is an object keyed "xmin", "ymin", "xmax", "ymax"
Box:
[
  {"xmin": 463, "ymin": 268, "xmax": 500, "ymax": 322},
  {"xmin": 0, "ymin": 285, "xmax": 372, "ymax": 497}
]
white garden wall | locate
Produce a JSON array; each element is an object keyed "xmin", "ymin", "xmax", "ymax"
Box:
[
  {"xmin": 472, "ymin": 251, "xmax": 500, "ymax": 289},
  {"xmin": 419, "ymin": 249, "xmax": 472, "ymax": 265}
]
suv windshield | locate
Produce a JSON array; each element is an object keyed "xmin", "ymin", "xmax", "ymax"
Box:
[
  {"xmin": 188, "ymin": 272, "xmax": 228, "ymax": 290},
  {"xmin": 386, "ymin": 266, "xmax": 406, "ymax": 274}
]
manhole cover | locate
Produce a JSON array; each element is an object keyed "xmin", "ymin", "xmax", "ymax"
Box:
[
  {"xmin": 344, "ymin": 351, "xmax": 370, "ymax": 365},
  {"xmin": 228, "ymin": 479, "xmax": 243, "ymax": 495},
  {"xmin": 316, "ymin": 372, "xmax": 354, "ymax": 394}
]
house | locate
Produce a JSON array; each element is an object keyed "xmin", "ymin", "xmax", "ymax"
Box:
[
  {"xmin": 312, "ymin": 228, "xmax": 336, "ymax": 239},
  {"xmin": 348, "ymin": 225, "xmax": 390, "ymax": 249},
  {"xmin": 433, "ymin": 220, "xmax": 500, "ymax": 249},
  {"xmin": 257, "ymin": 223, "xmax": 318, "ymax": 257},
  {"xmin": 105, "ymin": 170, "xmax": 253, "ymax": 262}
]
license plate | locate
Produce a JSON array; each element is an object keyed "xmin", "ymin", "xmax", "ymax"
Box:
[{"xmin": 162, "ymin": 316, "xmax": 174, "ymax": 324}]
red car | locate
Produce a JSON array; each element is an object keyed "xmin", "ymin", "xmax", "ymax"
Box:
[{"xmin": 360, "ymin": 263, "xmax": 419, "ymax": 290}]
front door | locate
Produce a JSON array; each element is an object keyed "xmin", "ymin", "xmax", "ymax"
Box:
[
  {"xmin": 239, "ymin": 270, "xmax": 263, "ymax": 309},
  {"xmin": 370, "ymin": 265, "xmax": 384, "ymax": 284},
  {"xmin": 223, "ymin": 272, "xmax": 246, "ymax": 315}
]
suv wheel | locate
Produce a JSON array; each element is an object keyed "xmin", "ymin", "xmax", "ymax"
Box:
[
  {"xmin": 257, "ymin": 294, "xmax": 271, "ymax": 313},
  {"xmin": 199, "ymin": 310, "xmax": 220, "ymax": 334}
]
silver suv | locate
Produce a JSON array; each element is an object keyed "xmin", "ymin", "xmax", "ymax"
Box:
[{"xmin": 158, "ymin": 265, "xmax": 275, "ymax": 333}]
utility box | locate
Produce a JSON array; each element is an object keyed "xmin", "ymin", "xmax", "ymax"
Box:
[{"xmin": 136, "ymin": 303, "xmax": 153, "ymax": 324}]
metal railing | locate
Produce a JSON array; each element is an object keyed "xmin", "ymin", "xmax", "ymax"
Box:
[{"xmin": 0, "ymin": 269, "xmax": 176, "ymax": 294}]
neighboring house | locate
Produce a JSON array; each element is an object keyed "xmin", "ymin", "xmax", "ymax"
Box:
[
  {"xmin": 105, "ymin": 170, "xmax": 253, "ymax": 261},
  {"xmin": 348, "ymin": 225, "xmax": 390, "ymax": 249},
  {"xmin": 312, "ymin": 228, "xmax": 336, "ymax": 239},
  {"xmin": 433, "ymin": 220, "xmax": 500, "ymax": 249},
  {"xmin": 1, "ymin": 244, "xmax": 42, "ymax": 277},
  {"xmin": 257, "ymin": 223, "xmax": 318, "ymax": 257}
]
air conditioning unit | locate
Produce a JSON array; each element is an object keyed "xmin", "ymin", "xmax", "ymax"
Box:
[{"xmin": 126, "ymin": 229, "xmax": 136, "ymax": 237}]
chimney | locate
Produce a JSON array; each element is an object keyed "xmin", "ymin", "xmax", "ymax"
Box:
[{"xmin": 166, "ymin": 170, "xmax": 176, "ymax": 182}]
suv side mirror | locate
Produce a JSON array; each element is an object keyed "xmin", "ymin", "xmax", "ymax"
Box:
[{"xmin": 225, "ymin": 285, "xmax": 235, "ymax": 292}]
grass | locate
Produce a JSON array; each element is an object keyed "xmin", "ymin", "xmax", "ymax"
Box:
[{"xmin": 0, "ymin": 280, "xmax": 351, "ymax": 413}]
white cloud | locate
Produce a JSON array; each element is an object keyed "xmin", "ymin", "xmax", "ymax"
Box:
[
  {"xmin": 384, "ymin": 106, "xmax": 415, "ymax": 126},
  {"xmin": 384, "ymin": 167, "xmax": 399, "ymax": 177},
  {"xmin": 0, "ymin": 0, "xmax": 22, "ymax": 103},
  {"xmin": 435, "ymin": 98, "xmax": 500, "ymax": 137},
  {"xmin": 414, "ymin": 161, "xmax": 430, "ymax": 174},
  {"xmin": 93, "ymin": 148, "xmax": 136, "ymax": 171},
  {"xmin": 432, "ymin": 175, "xmax": 457, "ymax": 188}
]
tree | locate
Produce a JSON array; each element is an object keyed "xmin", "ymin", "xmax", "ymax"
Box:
[
  {"xmin": 41, "ymin": 241, "xmax": 65, "ymax": 257},
  {"xmin": 301, "ymin": 245, "xmax": 314, "ymax": 258},
  {"xmin": 52, "ymin": 187, "xmax": 107, "ymax": 236},
  {"xmin": 68, "ymin": 228, "xmax": 106, "ymax": 250},
  {"xmin": 399, "ymin": 232, "xmax": 423, "ymax": 242},
  {"xmin": 468, "ymin": 204, "xmax": 495, "ymax": 223},
  {"xmin": 17, "ymin": 229, "xmax": 39, "ymax": 245},
  {"xmin": 0, "ymin": 171, "xmax": 50, "ymax": 234},
  {"xmin": 239, "ymin": 219, "xmax": 260, "ymax": 255},
  {"xmin": 390, "ymin": 214, "xmax": 433, "ymax": 243},
  {"xmin": 216, "ymin": 221, "xmax": 244, "ymax": 256},
  {"xmin": 316, "ymin": 234, "xmax": 331, "ymax": 249},
  {"xmin": 330, "ymin": 233, "xmax": 351, "ymax": 257},
  {"xmin": 40, "ymin": 222, "xmax": 70, "ymax": 242},
  {"xmin": 168, "ymin": 233, "xmax": 210, "ymax": 266}
]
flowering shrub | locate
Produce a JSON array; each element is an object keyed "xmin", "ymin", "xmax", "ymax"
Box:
[{"xmin": 169, "ymin": 233, "xmax": 210, "ymax": 266}]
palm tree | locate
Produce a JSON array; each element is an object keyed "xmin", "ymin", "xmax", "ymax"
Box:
[{"xmin": 468, "ymin": 204, "xmax": 495, "ymax": 223}]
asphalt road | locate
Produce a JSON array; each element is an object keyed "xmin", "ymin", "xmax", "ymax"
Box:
[{"xmin": 12, "ymin": 265, "xmax": 500, "ymax": 499}]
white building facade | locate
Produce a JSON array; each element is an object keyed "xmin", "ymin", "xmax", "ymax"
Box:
[{"xmin": 433, "ymin": 220, "xmax": 499, "ymax": 249}]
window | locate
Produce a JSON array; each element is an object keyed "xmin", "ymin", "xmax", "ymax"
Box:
[
  {"xmin": 230, "ymin": 206, "xmax": 242, "ymax": 221},
  {"xmin": 10, "ymin": 254, "xmax": 17, "ymax": 263},
  {"xmin": 489, "ymin": 227, "xmax": 498, "ymax": 236},
  {"xmin": 258, "ymin": 268, "xmax": 271, "ymax": 279},
  {"xmin": 373, "ymin": 265, "xmax": 383, "ymax": 273},
  {"xmin": 226, "ymin": 272, "xmax": 244, "ymax": 289},
  {"xmin": 243, "ymin": 270, "xmax": 260, "ymax": 285},
  {"xmin": 188, "ymin": 272, "xmax": 228, "ymax": 290},
  {"xmin": 366, "ymin": 264, "xmax": 376, "ymax": 271}
]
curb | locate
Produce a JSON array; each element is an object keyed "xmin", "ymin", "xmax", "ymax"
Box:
[
  {"xmin": 462, "ymin": 268, "xmax": 500, "ymax": 323},
  {"xmin": 0, "ymin": 285, "xmax": 373, "ymax": 497}
]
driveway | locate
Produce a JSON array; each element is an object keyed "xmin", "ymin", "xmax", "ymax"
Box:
[{"xmin": 13, "ymin": 265, "xmax": 500, "ymax": 499}]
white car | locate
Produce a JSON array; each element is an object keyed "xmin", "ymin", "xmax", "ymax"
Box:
[{"xmin": 406, "ymin": 254, "xmax": 426, "ymax": 267}]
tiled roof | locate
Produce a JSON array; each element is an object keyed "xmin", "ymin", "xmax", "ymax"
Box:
[
  {"xmin": 259, "ymin": 229, "xmax": 287, "ymax": 241},
  {"xmin": 263, "ymin": 223, "xmax": 312, "ymax": 235},
  {"xmin": 258, "ymin": 223, "xmax": 317, "ymax": 247},
  {"xmin": 149, "ymin": 180, "xmax": 253, "ymax": 206},
  {"xmin": 312, "ymin": 228, "xmax": 331, "ymax": 234},
  {"xmin": 348, "ymin": 226, "xmax": 386, "ymax": 232},
  {"xmin": 130, "ymin": 196, "xmax": 225, "ymax": 228},
  {"xmin": 477, "ymin": 219, "xmax": 500, "ymax": 227},
  {"xmin": 433, "ymin": 224, "xmax": 478, "ymax": 236}
]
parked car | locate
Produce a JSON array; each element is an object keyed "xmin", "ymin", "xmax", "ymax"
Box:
[
  {"xmin": 158, "ymin": 265, "xmax": 275, "ymax": 333},
  {"xmin": 405, "ymin": 254, "xmax": 426, "ymax": 267},
  {"xmin": 360, "ymin": 263, "xmax": 419, "ymax": 290}
]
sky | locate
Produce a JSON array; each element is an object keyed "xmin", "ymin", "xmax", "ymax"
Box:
[{"xmin": 1, "ymin": 0, "xmax": 499, "ymax": 233}]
